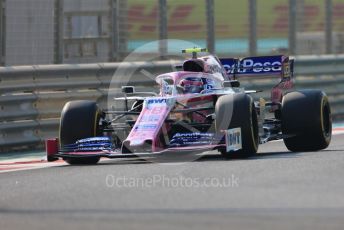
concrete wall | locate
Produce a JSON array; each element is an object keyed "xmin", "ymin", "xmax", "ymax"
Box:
[
  {"xmin": 64, "ymin": 0, "xmax": 109, "ymax": 11},
  {"xmin": 63, "ymin": 0, "xmax": 112, "ymax": 64},
  {"xmin": 5, "ymin": 0, "xmax": 55, "ymax": 65},
  {"xmin": 4, "ymin": 0, "xmax": 114, "ymax": 66}
]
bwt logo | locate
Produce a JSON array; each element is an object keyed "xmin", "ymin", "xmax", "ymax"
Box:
[
  {"xmin": 147, "ymin": 99, "xmax": 167, "ymax": 104},
  {"xmin": 224, "ymin": 59, "xmax": 282, "ymax": 74}
]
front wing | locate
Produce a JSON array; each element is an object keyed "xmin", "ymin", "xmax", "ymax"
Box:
[{"xmin": 46, "ymin": 138, "xmax": 226, "ymax": 161}]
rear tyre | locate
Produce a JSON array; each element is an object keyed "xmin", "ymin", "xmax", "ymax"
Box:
[
  {"xmin": 59, "ymin": 100, "xmax": 102, "ymax": 165},
  {"xmin": 281, "ymin": 90, "xmax": 332, "ymax": 152},
  {"xmin": 215, "ymin": 94, "xmax": 259, "ymax": 159}
]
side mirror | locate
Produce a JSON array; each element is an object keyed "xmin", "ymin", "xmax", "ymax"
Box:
[
  {"xmin": 223, "ymin": 80, "xmax": 240, "ymax": 88},
  {"xmin": 175, "ymin": 65, "xmax": 183, "ymax": 70},
  {"xmin": 122, "ymin": 86, "xmax": 135, "ymax": 94}
]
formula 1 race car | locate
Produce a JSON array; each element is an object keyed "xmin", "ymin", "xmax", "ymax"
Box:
[{"xmin": 46, "ymin": 48, "xmax": 332, "ymax": 165}]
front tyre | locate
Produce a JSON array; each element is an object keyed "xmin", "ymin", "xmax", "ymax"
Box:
[
  {"xmin": 215, "ymin": 94, "xmax": 259, "ymax": 159},
  {"xmin": 60, "ymin": 100, "xmax": 102, "ymax": 165},
  {"xmin": 281, "ymin": 90, "xmax": 332, "ymax": 152}
]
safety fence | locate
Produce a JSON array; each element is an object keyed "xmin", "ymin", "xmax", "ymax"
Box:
[
  {"xmin": 1, "ymin": 54, "xmax": 344, "ymax": 151},
  {"xmin": 2, "ymin": 0, "xmax": 344, "ymax": 66}
]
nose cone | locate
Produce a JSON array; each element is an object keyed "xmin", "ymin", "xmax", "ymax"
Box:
[{"xmin": 122, "ymin": 139, "xmax": 153, "ymax": 154}]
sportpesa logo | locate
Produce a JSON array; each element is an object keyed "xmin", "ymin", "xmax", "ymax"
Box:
[
  {"xmin": 221, "ymin": 56, "xmax": 284, "ymax": 74},
  {"xmin": 223, "ymin": 59, "xmax": 282, "ymax": 74}
]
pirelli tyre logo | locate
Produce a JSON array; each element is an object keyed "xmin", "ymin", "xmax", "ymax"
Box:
[{"xmin": 225, "ymin": 128, "xmax": 242, "ymax": 152}]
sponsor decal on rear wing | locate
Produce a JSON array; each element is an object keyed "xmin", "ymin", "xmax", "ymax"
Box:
[{"xmin": 220, "ymin": 55, "xmax": 294, "ymax": 80}]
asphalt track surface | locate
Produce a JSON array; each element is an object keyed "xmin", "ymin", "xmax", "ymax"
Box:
[{"xmin": 1, "ymin": 134, "xmax": 344, "ymax": 230}]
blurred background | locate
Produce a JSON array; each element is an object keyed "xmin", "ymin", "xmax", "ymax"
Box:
[{"xmin": 0, "ymin": 0, "xmax": 343, "ymax": 66}]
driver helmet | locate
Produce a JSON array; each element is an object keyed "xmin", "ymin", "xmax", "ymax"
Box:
[{"xmin": 179, "ymin": 77, "xmax": 204, "ymax": 94}]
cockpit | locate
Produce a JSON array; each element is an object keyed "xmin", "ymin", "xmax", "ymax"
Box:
[
  {"xmin": 156, "ymin": 49, "xmax": 227, "ymax": 96},
  {"xmin": 157, "ymin": 72, "xmax": 223, "ymax": 96}
]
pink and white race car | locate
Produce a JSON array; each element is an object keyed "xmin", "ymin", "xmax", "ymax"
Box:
[{"xmin": 46, "ymin": 48, "xmax": 332, "ymax": 164}]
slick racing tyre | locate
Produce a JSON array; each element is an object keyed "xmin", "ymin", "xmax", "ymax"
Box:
[
  {"xmin": 215, "ymin": 94, "xmax": 259, "ymax": 159},
  {"xmin": 60, "ymin": 100, "xmax": 102, "ymax": 165},
  {"xmin": 281, "ymin": 90, "xmax": 332, "ymax": 152}
]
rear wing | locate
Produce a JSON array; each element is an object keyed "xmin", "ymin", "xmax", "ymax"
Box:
[
  {"xmin": 220, "ymin": 55, "xmax": 294, "ymax": 80},
  {"xmin": 220, "ymin": 55, "xmax": 294, "ymax": 108}
]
